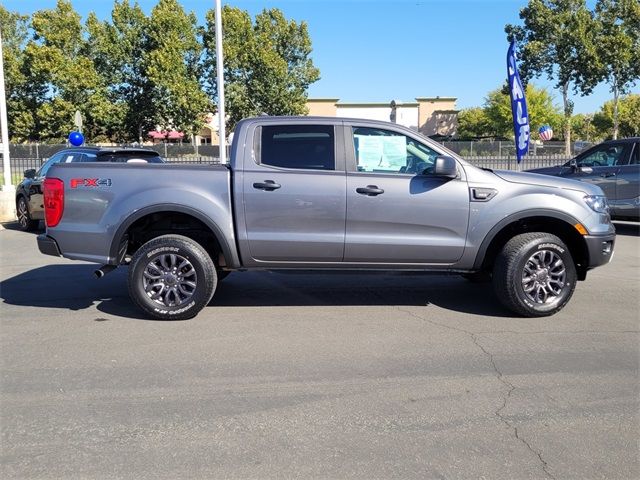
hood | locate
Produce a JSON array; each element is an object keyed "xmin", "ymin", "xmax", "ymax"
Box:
[{"xmin": 493, "ymin": 169, "xmax": 603, "ymax": 195}]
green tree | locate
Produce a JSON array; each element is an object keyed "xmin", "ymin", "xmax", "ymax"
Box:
[
  {"xmin": 571, "ymin": 113, "xmax": 601, "ymax": 142},
  {"xmin": 456, "ymin": 107, "xmax": 492, "ymax": 139},
  {"xmin": 143, "ymin": 0, "xmax": 210, "ymax": 137},
  {"xmin": 593, "ymin": 94, "xmax": 640, "ymax": 138},
  {"xmin": 86, "ymin": 1, "xmax": 150, "ymax": 141},
  {"xmin": 22, "ymin": 0, "xmax": 114, "ymax": 142},
  {"xmin": 203, "ymin": 6, "xmax": 320, "ymax": 131},
  {"xmin": 506, "ymin": 0, "xmax": 601, "ymax": 154},
  {"xmin": 0, "ymin": 6, "xmax": 31, "ymax": 141},
  {"xmin": 594, "ymin": 0, "xmax": 640, "ymax": 139},
  {"xmin": 483, "ymin": 84, "xmax": 562, "ymax": 139}
]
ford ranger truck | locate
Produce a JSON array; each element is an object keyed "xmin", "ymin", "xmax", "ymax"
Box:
[{"xmin": 37, "ymin": 117, "xmax": 615, "ymax": 320}]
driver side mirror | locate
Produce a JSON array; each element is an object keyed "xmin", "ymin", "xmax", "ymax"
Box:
[
  {"xmin": 24, "ymin": 169, "xmax": 36, "ymax": 179},
  {"xmin": 430, "ymin": 155, "xmax": 458, "ymax": 179}
]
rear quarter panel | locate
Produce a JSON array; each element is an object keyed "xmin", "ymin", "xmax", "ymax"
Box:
[{"xmin": 45, "ymin": 163, "xmax": 235, "ymax": 264}]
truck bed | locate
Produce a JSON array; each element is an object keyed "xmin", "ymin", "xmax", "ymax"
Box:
[{"xmin": 44, "ymin": 162, "xmax": 234, "ymax": 264}]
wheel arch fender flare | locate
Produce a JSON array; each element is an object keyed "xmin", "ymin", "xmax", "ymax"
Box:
[
  {"xmin": 472, "ymin": 209, "xmax": 585, "ymax": 270},
  {"xmin": 108, "ymin": 204, "xmax": 239, "ymax": 267}
]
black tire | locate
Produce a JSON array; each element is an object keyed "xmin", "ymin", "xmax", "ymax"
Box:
[
  {"xmin": 16, "ymin": 196, "xmax": 39, "ymax": 231},
  {"xmin": 493, "ymin": 232, "xmax": 577, "ymax": 317},
  {"xmin": 128, "ymin": 234, "xmax": 217, "ymax": 320}
]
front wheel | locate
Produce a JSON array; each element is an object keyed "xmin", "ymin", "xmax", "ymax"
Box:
[
  {"xmin": 128, "ymin": 234, "xmax": 217, "ymax": 320},
  {"xmin": 493, "ymin": 232, "xmax": 577, "ymax": 317}
]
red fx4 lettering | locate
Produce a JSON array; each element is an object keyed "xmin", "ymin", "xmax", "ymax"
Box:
[{"xmin": 70, "ymin": 178, "xmax": 112, "ymax": 188}]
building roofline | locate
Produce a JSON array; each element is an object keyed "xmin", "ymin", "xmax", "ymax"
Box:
[
  {"xmin": 415, "ymin": 96, "xmax": 457, "ymax": 101},
  {"xmin": 307, "ymin": 98, "xmax": 340, "ymax": 102},
  {"xmin": 337, "ymin": 102, "xmax": 419, "ymax": 107}
]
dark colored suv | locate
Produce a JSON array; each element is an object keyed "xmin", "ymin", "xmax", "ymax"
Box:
[
  {"xmin": 15, "ymin": 147, "xmax": 164, "ymax": 231},
  {"xmin": 527, "ymin": 138, "xmax": 640, "ymax": 220}
]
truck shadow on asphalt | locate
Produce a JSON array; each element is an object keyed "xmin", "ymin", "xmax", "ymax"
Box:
[
  {"xmin": 0, "ymin": 265, "xmax": 514, "ymax": 320},
  {"xmin": 1, "ymin": 221, "xmax": 44, "ymax": 235}
]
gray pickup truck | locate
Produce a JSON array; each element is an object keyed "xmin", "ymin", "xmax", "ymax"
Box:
[{"xmin": 38, "ymin": 116, "xmax": 615, "ymax": 319}]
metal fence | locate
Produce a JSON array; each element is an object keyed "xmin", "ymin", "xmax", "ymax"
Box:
[
  {"xmin": 8, "ymin": 143, "xmax": 222, "ymax": 160},
  {"xmin": 441, "ymin": 140, "xmax": 591, "ymax": 158},
  {"xmin": 1, "ymin": 156, "xmax": 220, "ymax": 184},
  {"xmin": 1, "ymin": 139, "xmax": 580, "ymax": 183},
  {"xmin": 1, "ymin": 155, "xmax": 567, "ymax": 185}
]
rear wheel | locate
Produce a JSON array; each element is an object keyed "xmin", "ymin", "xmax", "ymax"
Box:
[
  {"xmin": 493, "ymin": 232, "xmax": 577, "ymax": 317},
  {"xmin": 16, "ymin": 196, "xmax": 39, "ymax": 231},
  {"xmin": 128, "ymin": 234, "xmax": 217, "ymax": 320}
]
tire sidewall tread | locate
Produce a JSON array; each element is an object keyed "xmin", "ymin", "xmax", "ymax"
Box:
[
  {"xmin": 17, "ymin": 196, "xmax": 38, "ymax": 231},
  {"xmin": 128, "ymin": 234, "xmax": 217, "ymax": 320},
  {"xmin": 493, "ymin": 232, "xmax": 577, "ymax": 317}
]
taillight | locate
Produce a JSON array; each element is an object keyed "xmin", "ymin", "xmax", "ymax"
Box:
[{"xmin": 43, "ymin": 178, "xmax": 64, "ymax": 227}]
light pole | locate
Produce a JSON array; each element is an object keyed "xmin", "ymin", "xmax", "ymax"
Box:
[
  {"xmin": 215, "ymin": 0, "xmax": 226, "ymax": 164},
  {"xmin": 0, "ymin": 28, "xmax": 13, "ymax": 191}
]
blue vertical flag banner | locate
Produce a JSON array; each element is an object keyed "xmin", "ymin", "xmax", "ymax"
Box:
[{"xmin": 507, "ymin": 41, "xmax": 530, "ymax": 163}]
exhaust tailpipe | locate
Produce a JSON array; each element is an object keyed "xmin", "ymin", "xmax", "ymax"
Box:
[{"xmin": 94, "ymin": 265, "xmax": 117, "ymax": 279}]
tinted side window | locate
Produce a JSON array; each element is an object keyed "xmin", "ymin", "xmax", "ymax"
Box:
[
  {"xmin": 261, "ymin": 125, "xmax": 335, "ymax": 170},
  {"xmin": 577, "ymin": 144, "xmax": 626, "ymax": 167},
  {"xmin": 352, "ymin": 127, "xmax": 439, "ymax": 175},
  {"xmin": 37, "ymin": 153, "xmax": 64, "ymax": 177},
  {"xmin": 630, "ymin": 144, "xmax": 639, "ymax": 165}
]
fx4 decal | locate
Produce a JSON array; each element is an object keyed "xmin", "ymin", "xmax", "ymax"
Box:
[{"xmin": 70, "ymin": 178, "xmax": 112, "ymax": 188}]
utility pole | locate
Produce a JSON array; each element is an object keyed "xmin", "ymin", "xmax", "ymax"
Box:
[
  {"xmin": 215, "ymin": 0, "xmax": 226, "ymax": 164},
  {"xmin": 0, "ymin": 29, "xmax": 13, "ymax": 191}
]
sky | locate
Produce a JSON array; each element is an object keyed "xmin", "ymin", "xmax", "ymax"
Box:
[{"xmin": 4, "ymin": 0, "xmax": 631, "ymax": 114}]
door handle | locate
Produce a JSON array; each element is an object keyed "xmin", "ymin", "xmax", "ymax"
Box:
[
  {"xmin": 356, "ymin": 185, "xmax": 384, "ymax": 196},
  {"xmin": 600, "ymin": 172, "xmax": 616, "ymax": 178},
  {"xmin": 253, "ymin": 180, "xmax": 281, "ymax": 191}
]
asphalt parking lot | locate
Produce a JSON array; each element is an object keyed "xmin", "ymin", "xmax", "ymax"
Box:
[{"xmin": 1, "ymin": 222, "xmax": 638, "ymax": 479}]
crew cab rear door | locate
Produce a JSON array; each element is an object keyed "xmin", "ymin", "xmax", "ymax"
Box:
[
  {"xmin": 343, "ymin": 124, "xmax": 469, "ymax": 264},
  {"xmin": 240, "ymin": 121, "xmax": 347, "ymax": 264}
]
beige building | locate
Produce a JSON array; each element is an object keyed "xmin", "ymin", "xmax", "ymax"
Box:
[{"xmin": 306, "ymin": 96, "xmax": 458, "ymax": 137}]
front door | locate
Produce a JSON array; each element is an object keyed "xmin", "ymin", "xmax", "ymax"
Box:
[
  {"xmin": 344, "ymin": 125, "xmax": 469, "ymax": 264},
  {"xmin": 570, "ymin": 142, "xmax": 632, "ymax": 201},
  {"xmin": 242, "ymin": 123, "xmax": 346, "ymax": 264},
  {"xmin": 613, "ymin": 142, "xmax": 640, "ymax": 218}
]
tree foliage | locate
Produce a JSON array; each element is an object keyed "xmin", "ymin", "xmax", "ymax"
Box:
[
  {"xmin": 0, "ymin": 6, "xmax": 31, "ymax": 141},
  {"xmin": 202, "ymin": 6, "xmax": 320, "ymax": 131},
  {"xmin": 144, "ymin": 0, "xmax": 210, "ymax": 136},
  {"xmin": 593, "ymin": 94, "xmax": 640, "ymax": 138},
  {"xmin": 2, "ymin": 1, "xmax": 320, "ymax": 143},
  {"xmin": 456, "ymin": 108, "xmax": 493, "ymax": 139},
  {"xmin": 506, "ymin": 0, "xmax": 601, "ymax": 153},
  {"xmin": 86, "ymin": 0, "xmax": 149, "ymax": 142},
  {"xmin": 458, "ymin": 84, "xmax": 562, "ymax": 140},
  {"xmin": 594, "ymin": 0, "xmax": 640, "ymax": 139}
]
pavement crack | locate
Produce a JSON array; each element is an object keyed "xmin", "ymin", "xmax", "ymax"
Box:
[{"xmin": 396, "ymin": 306, "xmax": 556, "ymax": 480}]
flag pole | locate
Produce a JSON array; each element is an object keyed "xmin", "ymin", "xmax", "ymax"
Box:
[{"xmin": 215, "ymin": 0, "xmax": 226, "ymax": 164}]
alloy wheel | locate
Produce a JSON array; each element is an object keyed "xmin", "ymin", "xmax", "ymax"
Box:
[
  {"xmin": 521, "ymin": 249, "xmax": 566, "ymax": 304},
  {"xmin": 142, "ymin": 253, "xmax": 197, "ymax": 307}
]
